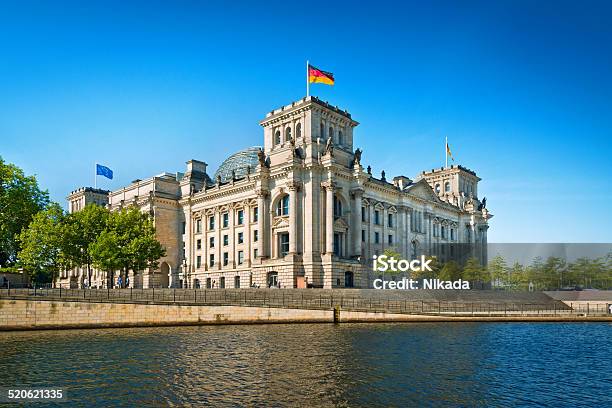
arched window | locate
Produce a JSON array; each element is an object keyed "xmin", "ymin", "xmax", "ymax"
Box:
[
  {"xmin": 338, "ymin": 130, "xmax": 343, "ymax": 145},
  {"xmin": 329, "ymin": 126, "xmax": 334, "ymax": 140},
  {"xmin": 333, "ymin": 195, "xmax": 342, "ymax": 217},
  {"xmin": 296, "ymin": 123, "xmax": 302, "ymax": 138},
  {"xmin": 435, "ymin": 183, "xmax": 441, "ymax": 193},
  {"xmin": 285, "ymin": 126, "xmax": 292, "ymax": 142},
  {"xmin": 275, "ymin": 130, "xmax": 281, "ymax": 145},
  {"xmin": 444, "ymin": 181, "xmax": 451, "ymax": 192},
  {"xmin": 276, "ymin": 195, "xmax": 289, "ymax": 216}
]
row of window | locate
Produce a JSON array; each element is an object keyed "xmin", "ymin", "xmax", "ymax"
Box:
[
  {"xmin": 195, "ymin": 230, "xmax": 260, "ymax": 250},
  {"xmin": 187, "ymin": 207, "xmax": 260, "ymax": 235},
  {"xmin": 433, "ymin": 224, "xmax": 456, "ymax": 240},
  {"xmin": 274, "ymin": 123, "xmax": 302, "ymax": 145},
  {"xmin": 361, "ymin": 207, "xmax": 395, "ymax": 227},
  {"xmin": 196, "ymin": 276, "xmax": 242, "ymax": 289},
  {"xmin": 320, "ymin": 123, "xmax": 345, "ymax": 146},
  {"xmin": 434, "ymin": 181, "xmax": 452, "ymax": 194},
  {"xmin": 196, "ymin": 248, "xmax": 259, "ymax": 269},
  {"xmin": 361, "ymin": 230, "xmax": 395, "ymax": 245}
]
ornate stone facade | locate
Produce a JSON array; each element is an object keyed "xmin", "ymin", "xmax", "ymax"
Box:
[{"xmin": 56, "ymin": 97, "xmax": 492, "ymax": 289}]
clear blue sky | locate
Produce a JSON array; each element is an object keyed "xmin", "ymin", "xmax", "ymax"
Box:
[{"xmin": 1, "ymin": 1, "xmax": 611, "ymax": 242}]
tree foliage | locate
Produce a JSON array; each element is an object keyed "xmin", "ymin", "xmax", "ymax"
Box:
[
  {"xmin": 89, "ymin": 207, "xmax": 165, "ymax": 287},
  {"xmin": 17, "ymin": 203, "xmax": 66, "ymax": 283},
  {"xmin": 0, "ymin": 157, "xmax": 50, "ymax": 266}
]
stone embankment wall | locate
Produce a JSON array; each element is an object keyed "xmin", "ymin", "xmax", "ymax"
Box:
[{"xmin": 1, "ymin": 299, "xmax": 611, "ymax": 331}]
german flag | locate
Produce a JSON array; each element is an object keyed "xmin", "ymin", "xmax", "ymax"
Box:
[{"xmin": 308, "ymin": 64, "xmax": 334, "ymax": 85}]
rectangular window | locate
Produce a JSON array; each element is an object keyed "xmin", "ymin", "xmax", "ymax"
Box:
[
  {"xmin": 196, "ymin": 255, "xmax": 201, "ymax": 268},
  {"xmin": 254, "ymin": 248, "xmax": 258, "ymax": 258},
  {"xmin": 209, "ymin": 216, "xmax": 215, "ymax": 230},
  {"xmin": 388, "ymin": 214, "xmax": 393, "ymax": 228},
  {"xmin": 220, "ymin": 277, "xmax": 225, "ymax": 289},
  {"xmin": 237, "ymin": 210, "xmax": 244, "ymax": 225},
  {"xmin": 361, "ymin": 207, "xmax": 366, "ymax": 222},
  {"xmin": 238, "ymin": 250, "xmax": 244, "ymax": 265},
  {"xmin": 222, "ymin": 213, "xmax": 229, "ymax": 228},
  {"xmin": 374, "ymin": 210, "xmax": 380, "ymax": 225},
  {"xmin": 196, "ymin": 239, "xmax": 202, "ymax": 250},
  {"xmin": 375, "ymin": 232, "xmax": 380, "ymax": 244},
  {"xmin": 196, "ymin": 219, "xmax": 202, "ymax": 233},
  {"xmin": 209, "ymin": 254, "xmax": 215, "ymax": 266},
  {"xmin": 223, "ymin": 235, "xmax": 229, "ymax": 246},
  {"xmin": 234, "ymin": 276, "xmax": 241, "ymax": 289},
  {"xmin": 223, "ymin": 252, "xmax": 229, "ymax": 266},
  {"xmin": 333, "ymin": 233, "xmax": 341, "ymax": 256},
  {"xmin": 279, "ymin": 233, "xmax": 289, "ymax": 257},
  {"xmin": 209, "ymin": 236, "xmax": 215, "ymax": 248},
  {"xmin": 206, "ymin": 278, "xmax": 212, "ymax": 288},
  {"xmin": 253, "ymin": 207, "xmax": 258, "ymax": 222},
  {"xmin": 238, "ymin": 232, "xmax": 244, "ymax": 244},
  {"xmin": 361, "ymin": 229, "xmax": 366, "ymax": 242},
  {"xmin": 441, "ymin": 226, "xmax": 446, "ymax": 239},
  {"xmin": 451, "ymin": 229, "xmax": 455, "ymax": 241},
  {"xmin": 254, "ymin": 230, "xmax": 259, "ymax": 242},
  {"xmin": 388, "ymin": 234, "xmax": 393, "ymax": 245},
  {"xmin": 181, "ymin": 222, "xmax": 186, "ymax": 235},
  {"xmin": 182, "ymin": 241, "xmax": 185, "ymax": 258}
]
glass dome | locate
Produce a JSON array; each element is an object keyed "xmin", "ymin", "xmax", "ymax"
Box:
[{"xmin": 213, "ymin": 147, "xmax": 262, "ymax": 183}]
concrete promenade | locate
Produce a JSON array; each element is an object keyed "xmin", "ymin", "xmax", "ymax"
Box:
[{"xmin": 0, "ymin": 289, "xmax": 610, "ymax": 330}]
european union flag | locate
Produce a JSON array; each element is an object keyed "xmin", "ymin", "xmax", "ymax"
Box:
[{"xmin": 96, "ymin": 164, "xmax": 113, "ymax": 180}]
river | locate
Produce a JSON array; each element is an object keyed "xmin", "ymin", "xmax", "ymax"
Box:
[{"xmin": 0, "ymin": 323, "xmax": 610, "ymax": 407}]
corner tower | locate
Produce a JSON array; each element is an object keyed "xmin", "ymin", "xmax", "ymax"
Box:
[{"xmin": 260, "ymin": 96, "xmax": 359, "ymax": 168}]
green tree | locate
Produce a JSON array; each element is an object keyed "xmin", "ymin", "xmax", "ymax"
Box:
[
  {"xmin": 90, "ymin": 207, "xmax": 165, "ymax": 288},
  {"xmin": 438, "ymin": 260, "xmax": 462, "ymax": 281},
  {"xmin": 487, "ymin": 255, "xmax": 508, "ymax": 289},
  {"xmin": 17, "ymin": 203, "xmax": 66, "ymax": 283},
  {"xmin": 63, "ymin": 204, "xmax": 110, "ymax": 287},
  {"xmin": 0, "ymin": 157, "xmax": 50, "ymax": 266},
  {"xmin": 462, "ymin": 257, "xmax": 489, "ymax": 287},
  {"xmin": 382, "ymin": 248, "xmax": 402, "ymax": 275},
  {"xmin": 411, "ymin": 256, "xmax": 440, "ymax": 280},
  {"xmin": 507, "ymin": 262, "xmax": 526, "ymax": 290}
]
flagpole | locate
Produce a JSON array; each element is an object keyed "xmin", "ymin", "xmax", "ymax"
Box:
[
  {"xmin": 94, "ymin": 163, "xmax": 97, "ymax": 189},
  {"xmin": 445, "ymin": 137, "xmax": 448, "ymax": 169},
  {"xmin": 306, "ymin": 60, "xmax": 310, "ymax": 98}
]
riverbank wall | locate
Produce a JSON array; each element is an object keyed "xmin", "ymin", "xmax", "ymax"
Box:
[{"xmin": 1, "ymin": 298, "xmax": 610, "ymax": 331}]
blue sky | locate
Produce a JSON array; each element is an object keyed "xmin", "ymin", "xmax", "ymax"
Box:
[{"xmin": 1, "ymin": 0, "xmax": 611, "ymax": 242}]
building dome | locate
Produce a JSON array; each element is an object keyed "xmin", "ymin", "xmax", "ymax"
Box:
[{"xmin": 213, "ymin": 147, "xmax": 262, "ymax": 183}]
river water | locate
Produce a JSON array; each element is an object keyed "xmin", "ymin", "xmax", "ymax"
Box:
[{"xmin": 0, "ymin": 323, "xmax": 610, "ymax": 407}]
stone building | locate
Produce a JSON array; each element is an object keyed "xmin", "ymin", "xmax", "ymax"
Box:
[{"xmin": 56, "ymin": 96, "xmax": 492, "ymax": 289}]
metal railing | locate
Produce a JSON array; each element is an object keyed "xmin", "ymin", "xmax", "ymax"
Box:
[{"xmin": 0, "ymin": 287, "xmax": 609, "ymax": 317}]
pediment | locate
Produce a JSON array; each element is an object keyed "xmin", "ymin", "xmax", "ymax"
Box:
[
  {"xmin": 406, "ymin": 179, "xmax": 441, "ymax": 202},
  {"xmin": 272, "ymin": 216, "xmax": 290, "ymax": 229},
  {"xmin": 333, "ymin": 217, "xmax": 349, "ymax": 230}
]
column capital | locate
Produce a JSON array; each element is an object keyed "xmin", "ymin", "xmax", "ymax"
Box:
[
  {"xmin": 287, "ymin": 181, "xmax": 302, "ymax": 191},
  {"xmin": 350, "ymin": 187, "xmax": 364, "ymax": 197},
  {"xmin": 321, "ymin": 181, "xmax": 336, "ymax": 191},
  {"xmin": 255, "ymin": 189, "xmax": 270, "ymax": 198}
]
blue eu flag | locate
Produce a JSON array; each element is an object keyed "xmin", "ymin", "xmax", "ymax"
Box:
[{"xmin": 96, "ymin": 164, "xmax": 113, "ymax": 180}]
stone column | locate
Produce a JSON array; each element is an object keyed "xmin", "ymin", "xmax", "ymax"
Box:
[
  {"xmin": 381, "ymin": 205, "xmax": 386, "ymax": 251},
  {"xmin": 256, "ymin": 190, "xmax": 268, "ymax": 259},
  {"xmin": 397, "ymin": 207, "xmax": 406, "ymax": 258},
  {"xmin": 215, "ymin": 208, "xmax": 222, "ymax": 270},
  {"xmin": 229, "ymin": 206, "xmax": 236, "ymax": 268},
  {"xmin": 288, "ymin": 182, "xmax": 299, "ymax": 254},
  {"xmin": 323, "ymin": 182, "xmax": 335, "ymax": 254},
  {"xmin": 245, "ymin": 203, "xmax": 251, "ymax": 266},
  {"xmin": 352, "ymin": 189, "xmax": 363, "ymax": 257}
]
